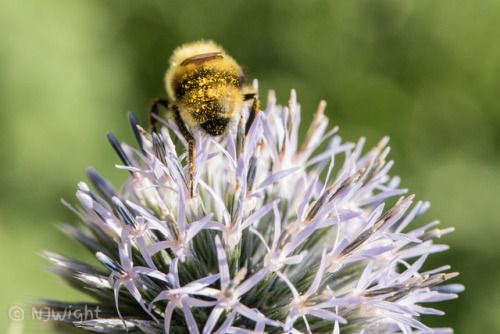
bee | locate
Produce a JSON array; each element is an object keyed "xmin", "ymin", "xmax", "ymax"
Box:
[{"xmin": 150, "ymin": 40, "xmax": 259, "ymax": 197}]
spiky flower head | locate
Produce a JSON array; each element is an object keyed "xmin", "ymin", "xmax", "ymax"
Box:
[{"xmin": 43, "ymin": 87, "xmax": 462, "ymax": 334}]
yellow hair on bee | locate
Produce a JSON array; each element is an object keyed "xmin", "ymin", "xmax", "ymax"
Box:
[
  {"xmin": 168, "ymin": 40, "xmax": 224, "ymax": 67},
  {"xmin": 164, "ymin": 40, "xmax": 246, "ymax": 136},
  {"xmin": 165, "ymin": 40, "xmax": 242, "ymax": 102}
]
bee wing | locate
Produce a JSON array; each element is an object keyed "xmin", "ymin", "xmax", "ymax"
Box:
[{"xmin": 180, "ymin": 52, "xmax": 223, "ymax": 66}]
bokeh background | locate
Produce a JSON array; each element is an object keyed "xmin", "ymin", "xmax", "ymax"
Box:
[{"xmin": 1, "ymin": 0, "xmax": 499, "ymax": 332}]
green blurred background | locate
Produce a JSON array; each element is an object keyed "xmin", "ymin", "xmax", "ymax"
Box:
[{"xmin": 1, "ymin": 0, "xmax": 499, "ymax": 332}]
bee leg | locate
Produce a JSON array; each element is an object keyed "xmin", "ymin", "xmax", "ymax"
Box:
[
  {"xmin": 245, "ymin": 95, "xmax": 260, "ymax": 135},
  {"xmin": 187, "ymin": 139, "xmax": 195, "ymax": 198},
  {"xmin": 173, "ymin": 107, "xmax": 196, "ymax": 198},
  {"xmin": 149, "ymin": 98, "xmax": 169, "ymax": 132}
]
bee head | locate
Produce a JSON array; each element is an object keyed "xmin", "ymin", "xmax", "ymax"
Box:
[{"xmin": 199, "ymin": 113, "xmax": 230, "ymax": 136}]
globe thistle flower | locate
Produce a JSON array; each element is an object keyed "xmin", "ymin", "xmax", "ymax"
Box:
[{"xmin": 43, "ymin": 87, "xmax": 462, "ymax": 334}]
